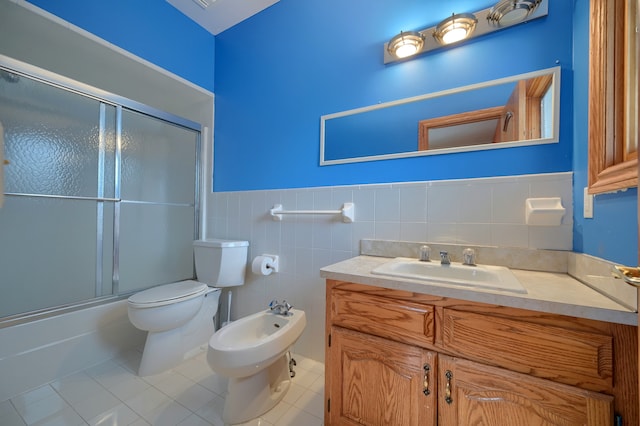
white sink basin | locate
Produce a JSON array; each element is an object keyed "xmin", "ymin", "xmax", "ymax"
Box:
[{"xmin": 371, "ymin": 257, "xmax": 527, "ymax": 294}]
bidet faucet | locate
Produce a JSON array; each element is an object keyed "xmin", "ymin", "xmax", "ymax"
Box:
[
  {"xmin": 269, "ymin": 299, "xmax": 292, "ymax": 315},
  {"xmin": 440, "ymin": 251, "xmax": 451, "ymax": 265}
]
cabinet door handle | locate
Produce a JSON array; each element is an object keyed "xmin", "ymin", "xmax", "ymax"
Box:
[
  {"xmin": 444, "ymin": 370, "xmax": 453, "ymax": 404},
  {"xmin": 422, "ymin": 364, "xmax": 431, "ymax": 396}
]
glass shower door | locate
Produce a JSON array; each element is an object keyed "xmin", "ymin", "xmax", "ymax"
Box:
[
  {"xmin": 0, "ymin": 63, "xmax": 201, "ymax": 319},
  {"xmin": 0, "ymin": 70, "xmax": 117, "ymax": 317},
  {"xmin": 117, "ymin": 109, "xmax": 199, "ymax": 294}
]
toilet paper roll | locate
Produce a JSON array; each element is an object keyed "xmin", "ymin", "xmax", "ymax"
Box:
[{"xmin": 252, "ymin": 256, "xmax": 274, "ymax": 276}]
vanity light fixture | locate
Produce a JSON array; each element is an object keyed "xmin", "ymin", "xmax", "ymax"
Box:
[
  {"xmin": 433, "ymin": 13, "xmax": 478, "ymax": 46},
  {"xmin": 387, "ymin": 31, "xmax": 426, "ymax": 59},
  {"xmin": 487, "ymin": 0, "xmax": 542, "ymax": 27},
  {"xmin": 384, "ymin": 0, "xmax": 548, "ymax": 64}
]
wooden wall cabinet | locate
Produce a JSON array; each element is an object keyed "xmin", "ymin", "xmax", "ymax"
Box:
[{"xmin": 325, "ymin": 280, "xmax": 638, "ymax": 426}]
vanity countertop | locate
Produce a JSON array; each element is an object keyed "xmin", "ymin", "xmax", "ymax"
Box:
[{"xmin": 320, "ymin": 255, "xmax": 637, "ymax": 326}]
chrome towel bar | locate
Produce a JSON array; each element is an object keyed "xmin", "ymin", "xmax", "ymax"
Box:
[{"xmin": 270, "ymin": 202, "xmax": 355, "ymax": 223}]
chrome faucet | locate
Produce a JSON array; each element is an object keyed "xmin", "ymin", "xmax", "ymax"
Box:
[
  {"xmin": 440, "ymin": 251, "xmax": 451, "ymax": 265},
  {"xmin": 269, "ymin": 299, "xmax": 292, "ymax": 315}
]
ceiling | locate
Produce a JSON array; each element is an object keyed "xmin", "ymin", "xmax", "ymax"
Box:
[{"xmin": 166, "ymin": 0, "xmax": 279, "ymax": 35}]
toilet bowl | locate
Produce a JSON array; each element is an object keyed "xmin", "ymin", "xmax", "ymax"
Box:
[
  {"xmin": 207, "ymin": 308, "xmax": 307, "ymax": 425},
  {"xmin": 127, "ymin": 239, "xmax": 249, "ymax": 376},
  {"xmin": 128, "ymin": 281, "xmax": 221, "ymax": 376}
]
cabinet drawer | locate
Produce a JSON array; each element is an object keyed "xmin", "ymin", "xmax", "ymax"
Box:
[
  {"xmin": 330, "ymin": 289, "xmax": 434, "ymax": 347},
  {"xmin": 442, "ymin": 309, "xmax": 614, "ymax": 391}
]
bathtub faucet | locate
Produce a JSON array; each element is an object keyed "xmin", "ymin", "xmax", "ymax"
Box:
[{"xmin": 269, "ymin": 299, "xmax": 292, "ymax": 315}]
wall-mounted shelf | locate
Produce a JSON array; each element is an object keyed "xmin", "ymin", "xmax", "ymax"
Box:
[{"xmin": 270, "ymin": 203, "xmax": 355, "ymax": 223}]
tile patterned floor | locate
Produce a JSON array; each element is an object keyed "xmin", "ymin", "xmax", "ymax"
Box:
[{"xmin": 0, "ymin": 349, "xmax": 324, "ymax": 426}]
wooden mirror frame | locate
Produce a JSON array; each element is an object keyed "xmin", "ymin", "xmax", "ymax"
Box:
[{"xmin": 588, "ymin": 0, "xmax": 638, "ymax": 194}]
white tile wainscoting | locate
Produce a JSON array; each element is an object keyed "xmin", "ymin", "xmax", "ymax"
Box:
[{"xmin": 205, "ymin": 172, "xmax": 573, "ymax": 362}]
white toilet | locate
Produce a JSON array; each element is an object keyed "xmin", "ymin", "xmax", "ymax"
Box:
[
  {"xmin": 127, "ymin": 239, "xmax": 249, "ymax": 376},
  {"xmin": 207, "ymin": 307, "xmax": 307, "ymax": 425}
]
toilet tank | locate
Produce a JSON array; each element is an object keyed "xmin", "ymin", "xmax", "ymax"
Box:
[{"xmin": 193, "ymin": 239, "xmax": 249, "ymax": 287}]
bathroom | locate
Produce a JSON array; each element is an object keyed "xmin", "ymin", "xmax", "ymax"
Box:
[{"xmin": 0, "ymin": 0, "xmax": 638, "ymax": 424}]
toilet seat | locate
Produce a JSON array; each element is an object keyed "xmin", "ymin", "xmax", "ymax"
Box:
[{"xmin": 128, "ymin": 280, "xmax": 208, "ymax": 308}]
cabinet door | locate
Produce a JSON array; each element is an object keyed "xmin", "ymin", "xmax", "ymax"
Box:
[
  {"xmin": 328, "ymin": 327, "xmax": 436, "ymax": 426},
  {"xmin": 437, "ymin": 355, "xmax": 613, "ymax": 426}
]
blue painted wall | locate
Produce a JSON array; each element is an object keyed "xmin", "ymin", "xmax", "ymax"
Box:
[
  {"xmin": 213, "ymin": 0, "xmax": 573, "ymax": 191},
  {"xmin": 571, "ymin": 0, "xmax": 638, "ymax": 266},
  {"xmin": 26, "ymin": 0, "xmax": 216, "ymax": 92},
  {"xmin": 20, "ymin": 0, "xmax": 640, "ymax": 265}
]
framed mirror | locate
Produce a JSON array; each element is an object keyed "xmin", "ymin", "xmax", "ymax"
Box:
[
  {"xmin": 588, "ymin": 0, "xmax": 638, "ymax": 194},
  {"xmin": 320, "ymin": 66, "xmax": 560, "ymax": 165}
]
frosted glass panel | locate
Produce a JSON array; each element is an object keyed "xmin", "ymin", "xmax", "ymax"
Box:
[
  {"xmin": 0, "ymin": 72, "xmax": 116, "ymax": 197},
  {"xmin": 118, "ymin": 203, "xmax": 195, "ymax": 294},
  {"xmin": 0, "ymin": 62, "xmax": 199, "ymax": 319},
  {"xmin": 121, "ymin": 110, "xmax": 197, "ymax": 204},
  {"xmin": 0, "ymin": 196, "xmax": 114, "ymax": 317}
]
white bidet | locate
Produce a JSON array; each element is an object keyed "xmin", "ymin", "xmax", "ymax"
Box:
[{"xmin": 207, "ymin": 308, "xmax": 306, "ymax": 424}]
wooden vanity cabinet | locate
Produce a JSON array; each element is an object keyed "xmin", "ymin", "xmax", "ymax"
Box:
[{"xmin": 325, "ymin": 280, "xmax": 638, "ymax": 426}]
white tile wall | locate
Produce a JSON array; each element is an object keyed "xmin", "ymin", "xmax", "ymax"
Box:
[{"xmin": 206, "ymin": 172, "xmax": 573, "ymax": 362}]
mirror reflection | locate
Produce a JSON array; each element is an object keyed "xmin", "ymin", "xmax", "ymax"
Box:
[{"xmin": 320, "ymin": 67, "xmax": 560, "ymax": 165}]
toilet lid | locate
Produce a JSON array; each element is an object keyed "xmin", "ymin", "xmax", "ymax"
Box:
[{"xmin": 128, "ymin": 280, "xmax": 208, "ymax": 308}]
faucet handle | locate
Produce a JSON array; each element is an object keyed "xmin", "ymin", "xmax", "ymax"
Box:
[
  {"xmin": 463, "ymin": 248, "xmax": 476, "ymax": 266},
  {"xmin": 419, "ymin": 245, "xmax": 431, "ymax": 262},
  {"xmin": 269, "ymin": 299, "xmax": 279, "ymax": 310},
  {"xmin": 283, "ymin": 300, "xmax": 292, "ymax": 311}
]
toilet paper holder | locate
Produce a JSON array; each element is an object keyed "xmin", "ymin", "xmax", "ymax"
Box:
[
  {"xmin": 253, "ymin": 254, "xmax": 280, "ymax": 274},
  {"xmin": 263, "ymin": 254, "xmax": 279, "ymax": 272}
]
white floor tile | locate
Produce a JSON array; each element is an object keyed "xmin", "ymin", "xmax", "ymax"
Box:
[
  {"xmin": 193, "ymin": 396, "xmax": 225, "ymax": 426},
  {"xmin": 153, "ymin": 374, "xmax": 195, "ymax": 399},
  {"xmin": 292, "ymin": 389, "xmax": 324, "ymax": 420},
  {"xmin": 51, "ymin": 372, "xmax": 104, "ymax": 405},
  {"xmin": 281, "ymin": 383, "xmax": 305, "ymax": 405},
  {"xmin": 106, "ymin": 376, "xmax": 150, "ymax": 402},
  {"xmin": 89, "ymin": 364, "xmax": 139, "ymax": 392},
  {"xmin": 12, "ymin": 390, "xmax": 70, "ymax": 425},
  {"xmin": 196, "ymin": 374, "xmax": 227, "ymax": 397},
  {"xmin": 70, "ymin": 388, "xmax": 121, "ymax": 422},
  {"xmin": 125, "ymin": 387, "xmax": 171, "ymax": 418},
  {"xmin": 174, "ymin": 384, "xmax": 216, "ymax": 413},
  {"xmin": 291, "ymin": 368, "xmax": 321, "ymax": 389},
  {"xmin": 176, "ymin": 413, "xmax": 213, "ymax": 426},
  {"xmin": 141, "ymin": 400, "xmax": 191, "ymax": 426},
  {"xmin": 87, "ymin": 403, "xmax": 139, "ymax": 426},
  {"xmin": 0, "ymin": 400, "xmax": 27, "ymax": 426},
  {"xmin": 261, "ymin": 400, "xmax": 291, "ymax": 425},
  {"xmin": 307, "ymin": 375, "xmax": 324, "ymax": 395},
  {"xmin": 273, "ymin": 405, "xmax": 322, "ymax": 426},
  {"xmin": 11, "ymin": 385, "xmax": 58, "ymax": 411},
  {"xmin": 7, "ymin": 351, "xmax": 324, "ymax": 426},
  {"xmin": 31, "ymin": 406, "xmax": 86, "ymax": 426},
  {"xmin": 236, "ymin": 417, "xmax": 273, "ymax": 426}
]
